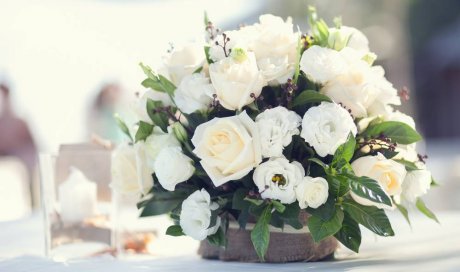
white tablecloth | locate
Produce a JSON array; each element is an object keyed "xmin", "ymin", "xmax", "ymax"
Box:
[{"xmin": 1, "ymin": 211, "xmax": 460, "ymax": 271}]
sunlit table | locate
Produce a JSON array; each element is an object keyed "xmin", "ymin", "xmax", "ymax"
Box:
[{"xmin": 1, "ymin": 211, "xmax": 459, "ymax": 271}]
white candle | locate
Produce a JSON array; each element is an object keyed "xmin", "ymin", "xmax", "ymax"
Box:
[{"xmin": 58, "ymin": 167, "xmax": 97, "ymax": 223}]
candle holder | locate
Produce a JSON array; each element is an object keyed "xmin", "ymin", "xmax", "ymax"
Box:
[{"xmin": 39, "ymin": 144, "xmax": 114, "ymax": 261}]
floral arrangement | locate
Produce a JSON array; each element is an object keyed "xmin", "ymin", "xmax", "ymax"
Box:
[{"xmin": 112, "ymin": 7, "xmax": 438, "ymax": 261}]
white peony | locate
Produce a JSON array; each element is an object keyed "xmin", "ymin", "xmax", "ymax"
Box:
[
  {"xmin": 174, "ymin": 73, "xmax": 215, "ymax": 114},
  {"xmin": 295, "ymin": 176, "xmax": 329, "ymax": 209},
  {"xmin": 351, "ymin": 153, "xmax": 407, "ymax": 209},
  {"xmin": 299, "ymin": 45, "xmax": 348, "ymax": 84},
  {"xmin": 209, "ymin": 50, "xmax": 266, "ymax": 110},
  {"xmin": 401, "ymin": 170, "xmax": 432, "ymax": 203},
  {"xmin": 328, "ymin": 26, "xmax": 370, "ymax": 53},
  {"xmin": 250, "ymin": 14, "xmax": 299, "ymax": 84},
  {"xmin": 180, "ymin": 189, "xmax": 221, "ymax": 240},
  {"xmin": 134, "ymin": 126, "xmax": 181, "ymax": 172},
  {"xmin": 300, "ymin": 102, "xmax": 357, "ymax": 157},
  {"xmin": 192, "ymin": 111, "xmax": 262, "ymax": 187},
  {"xmin": 153, "ymin": 147, "xmax": 195, "ymax": 191},
  {"xmin": 253, "ymin": 157, "xmax": 305, "ymax": 204},
  {"xmin": 162, "ymin": 42, "xmax": 206, "ymax": 85},
  {"xmin": 111, "ymin": 143, "xmax": 152, "ymax": 195},
  {"xmin": 255, "ymin": 106, "xmax": 301, "ymax": 158}
]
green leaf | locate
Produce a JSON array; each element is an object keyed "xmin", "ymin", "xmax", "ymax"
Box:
[
  {"xmin": 293, "ymin": 34, "xmax": 303, "ymax": 84},
  {"xmin": 292, "ymin": 90, "xmax": 332, "ymax": 107},
  {"xmin": 251, "ymin": 205, "xmax": 272, "ymax": 261},
  {"xmin": 347, "ymin": 175, "xmax": 392, "ymax": 207},
  {"xmin": 364, "ymin": 121, "xmax": 422, "ymax": 145},
  {"xmin": 141, "ymin": 78, "xmax": 163, "ymax": 91},
  {"xmin": 306, "ymin": 196, "xmax": 336, "ymax": 221},
  {"xmin": 333, "ymin": 134, "xmax": 356, "ymax": 166},
  {"xmin": 204, "ymin": 10, "xmax": 210, "ymax": 26},
  {"xmin": 244, "ymin": 197, "xmax": 264, "ymax": 206},
  {"xmin": 343, "ymin": 200, "xmax": 394, "ymax": 237},
  {"xmin": 395, "ymin": 203, "xmax": 411, "ymax": 227},
  {"xmin": 146, "ymin": 99, "xmax": 168, "ymax": 132},
  {"xmin": 334, "ymin": 213, "xmax": 361, "ymax": 253},
  {"xmin": 278, "ymin": 203, "xmax": 300, "ymax": 219},
  {"xmin": 207, "ymin": 226, "xmax": 226, "ymax": 247},
  {"xmin": 309, "ymin": 157, "xmax": 328, "ymax": 170},
  {"xmin": 139, "ymin": 62, "xmax": 176, "ymax": 96},
  {"xmin": 232, "ymin": 188, "xmax": 249, "ymax": 210},
  {"xmin": 139, "ymin": 190, "xmax": 186, "ymax": 217},
  {"xmin": 166, "ymin": 225, "xmax": 185, "ymax": 236},
  {"xmin": 271, "ymin": 200, "xmax": 286, "ymax": 213},
  {"xmin": 416, "ymin": 198, "xmax": 439, "ymax": 223},
  {"xmin": 394, "ymin": 159, "xmax": 421, "ymax": 171},
  {"xmin": 308, "ymin": 209, "xmax": 344, "ymax": 243},
  {"xmin": 135, "ymin": 121, "xmax": 154, "ymax": 142},
  {"xmin": 114, "ymin": 114, "xmax": 133, "ymax": 142},
  {"xmin": 204, "ymin": 46, "xmax": 213, "ymax": 64},
  {"xmin": 328, "ymin": 175, "xmax": 350, "ymax": 198}
]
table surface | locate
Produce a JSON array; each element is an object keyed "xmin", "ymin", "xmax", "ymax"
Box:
[{"xmin": 1, "ymin": 211, "xmax": 460, "ymax": 272}]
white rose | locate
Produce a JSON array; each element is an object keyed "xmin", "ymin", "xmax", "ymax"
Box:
[
  {"xmin": 163, "ymin": 42, "xmax": 206, "ymax": 85},
  {"xmin": 251, "ymin": 14, "xmax": 299, "ymax": 84},
  {"xmin": 328, "ymin": 26, "xmax": 370, "ymax": 53},
  {"xmin": 401, "ymin": 170, "xmax": 431, "ymax": 203},
  {"xmin": 295, "ymin": 176, "xmax": 329, "ymax": 209},
  {"xmin": 135, "ymin": 126, "xmax": 181, "ymax": 172},
  {"xmin": 209, "ymin": 28, "xmax": 257, "ymax": 62},
  {"xmin": 256, "ymin": 106, "xmax": 301, "ymax": 158},
  {"xmin": 180, "ymin": 189, "xmax": 221, "ymax": 240},
  {"xmin": 253, "ymin": 157, "xmax": 304, "ymax": 204},
  {"xmin": 174, "ymin": 73, "xmax": 215, "ymax": 114},
  {"xmin": 209, "ymin": 50, "xmax": 266, "ymax": 110},
  {"xmin": 153, "ymin": 147, "xmax": 195, "ymax": 191},
  {"xmin": 192, "ymin": 111, "xmax": 261, "ymax": 187},
  {"xmin": 322, "ymin": 65, "xmax": 400, "ymax": 118},
  {"xmin": 299, "ymin": 45, "xmax": 348, "ymax": 84},
  {"xmin": 300, "ymin": 102, "xmax": 357, "ymax": 157},
  {"xmin": 351, "ymin": 153, "xmax": 407, "ymax": 209},
  {"xmin": 111, "ymin": 143, "xmax": 152, "ymax": 195}
]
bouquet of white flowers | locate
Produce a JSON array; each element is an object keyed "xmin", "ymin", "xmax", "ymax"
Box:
[{"xmin": 112, "ymin": 7, "xmax": 437, "ymax": 262}]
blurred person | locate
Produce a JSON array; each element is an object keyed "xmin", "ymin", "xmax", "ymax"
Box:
[
  {"xmin": 0, "ymin": 83, "xmax": 37, "ymax": 174},
  {"xmin": 87, "ymin": 83, "xmax": 125, "ymax": 143}
]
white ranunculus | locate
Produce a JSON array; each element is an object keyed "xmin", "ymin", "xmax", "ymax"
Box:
[
  {"xmin": 180, "ymin": 189, "xmax": 221, "ymax": 240},
  {"xmin": 163, "ymin": 42, "xmax": 206, "ymax": 85},
  {"xmin": 300, "ymin": 102, "xmax": 357, "ymax": 157},
  {"xmin": 401, "ymin": 170, "xmax": 431, "ymax": 203},
  {"xmin": 111, "ymin": 143, "xmax": 152, "ymax": 195},
  {"xmin": 174, "ymin": 73, "xmax": 215, "ymax": 114},
  {"xmin": 255, "ymin": 106, "xmax": 301, "ymax": 158},
  {"xmin": 153, "ymin": 147, "xmax": 195, "ymax": 191},
  {"xmin": 328, "ymin": 26, "xmax": 370, "ymax": 53},
  {"xmin": 192, "ymin": 111, "xmax": 262, "ymax": 187},
  {"xmin": 250, "ymin": 14, "xmax": 299, "ymax": 84},
  {"xmin": 209, "ymin": 50, "xmax": 266, "ymax": 110},
  {"xmin": 299, "ymin": 45, "xmax": 348, "ymax": 84},
  {"xmin": 135, "ymin": 126, "xmax": 181, "ymax": 172},
  {"xmin": 295, "ymin": 176, "xmax": 329, "ymax": 209},
  {"xmin": 351, "ymin": 153, "xmax": 407, "ymax": 209},
  {"xmin": 253, "ymin": 157, "xmax": 304, "ymax": 204}
]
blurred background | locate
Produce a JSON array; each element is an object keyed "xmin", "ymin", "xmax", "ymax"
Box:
[{"xmin": 0, "ymin": 0, "xmax": 459, "ymax": 220}]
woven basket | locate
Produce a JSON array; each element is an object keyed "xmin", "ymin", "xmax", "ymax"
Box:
[{"xmin": 198, "ymin": 212, "xmax": 338, "ymax": 263}]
